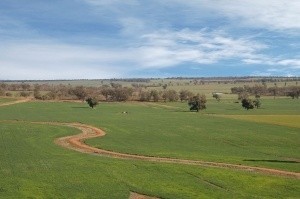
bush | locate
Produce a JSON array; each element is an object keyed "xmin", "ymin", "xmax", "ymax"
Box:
[
  {"xmin": 5, "ymin": 92, "xmax": 13, "ymax": 97},
  {"xmin": 241, "ymin": 98, "xmax": 254, "ymax": 110},
  {"xmin": 188, "ymin": 94, "xmax": 206, "ymax": 112},
  {"xmin": 0, "ymin": 89, "xmax": 5, "ymax": 96},
  {"xmin": 20, "ymin": 91, "xmax": 31, "ymax": 97},
  {"xmin": 86, "ymin": 97, "xmax": 98, "ymax": 108}
]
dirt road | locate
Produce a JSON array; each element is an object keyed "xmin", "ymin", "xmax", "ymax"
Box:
[
  {"xmin": 41, "ymin": 122, "xmax": 300, "ymax": 179},
  {"xmin": 0, "ymin": 98, "xmax": 31, "ymax": 107}
]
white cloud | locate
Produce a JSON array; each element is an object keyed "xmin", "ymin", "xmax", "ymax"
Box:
[
  {"xmin": 134, "ymin": 29, "xmax": 267, "ymax": 68},
  {"xmin": 0, "ymin": 42, "xmax": 127, "ymax": 80},
  {"xmin": 182, "ymin": 0, "xmax": 300, "ymax": 31},
  {"xmin": 84, "ymin": 0, "xmax": 300, "ymax": 32},
  {"xmin": 3, "ymin": 28, "xmax": 298, "ymax": 79},
  {"xmin": 277, "ymin": 59, "xmax": 300, "ymax": 68},
  {"xmin": 242, "ymin": 55, "xmax": 300, "ymax": 72},
  {"xmin": 2, "ymin": 0, "xmax": 300, "ymax": 79}
]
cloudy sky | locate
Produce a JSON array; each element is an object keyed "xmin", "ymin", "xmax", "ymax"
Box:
[{"xmin": 0, "ymin": 0, "xmax": 300, "ymax": 80}]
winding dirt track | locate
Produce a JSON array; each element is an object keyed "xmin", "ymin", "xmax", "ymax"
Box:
[
  {"xmin": 1, "ymin": 99, "xmax": 299, "ymax": 179},
  {"xmin": 0, "ymin": 98, "xmax": 31, "ymax": 107},
  {"xmin": 32, "ymin": 121, "xmax": 299, "ymax": 179}
]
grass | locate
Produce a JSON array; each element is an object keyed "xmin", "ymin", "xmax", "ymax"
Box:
[
  {"xmin": 218, "ymin": 115, "xmax": 300, "ymax": 129},
  {"xmin": 0, "ymin": 97, "xmax": 299, "ymax": 198},
  {"xmin": 0, "ymin": 121, "xmax": 299, "ymax": 198},
  {"xmin": 0, "ymin": 97, "xmax": 17, "ymax": 104},
  {"xmin": 0, "ymin": 99, "xmax": 299, "ymax": 172},
  {"xmin": 165, "ymin": 98, "xmax": 300, "ymax": 115}
]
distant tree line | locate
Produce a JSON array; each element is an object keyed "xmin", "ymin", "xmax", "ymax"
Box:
[
  {"xmin": 0, "ymin": 83, "xmax": 205, "ymax": 103},
  {"xmin": 231, "ymin": 85, "xmax": 300, "ymax": 99}
]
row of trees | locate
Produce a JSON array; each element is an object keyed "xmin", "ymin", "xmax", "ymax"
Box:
[
  {"xmin": 2, "ymin": 82, "xmax": 299, "ymax": 100},
  {"xmin": 0, "ymin": 82, "xmax": 209, "ymax": 111},
  {"xmin": 0, "ymin": 82, "xmax": 204, "ymax": 103},
  {"xmin": 231, "ymin": 85, "xmax": 300, "ymax": 99},
  {"xmin": 1, "ymin": 82, "xmax": 297, "ymax": 111}
]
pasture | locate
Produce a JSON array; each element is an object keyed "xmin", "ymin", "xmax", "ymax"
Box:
[
  {"xmin": 0, "ymin": 97, "xmax": 299, "ymax": 198},
  {"xmin": 0, "ymin": 97, "xmax": 17, "ymax": 105}
]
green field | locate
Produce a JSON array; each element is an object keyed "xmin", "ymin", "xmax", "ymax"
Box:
[{"xmin": 0, "ymin": 98, "xmax": 299, "ymax": 198}]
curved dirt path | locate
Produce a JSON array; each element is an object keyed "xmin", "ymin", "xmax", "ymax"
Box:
[
  {"xmin": 0, "ymin": 98, "xmax": 31, "ymax": 107},
  {"xmin": 34, "ymin": 122, "xmax": 300, "ymax": 179}
]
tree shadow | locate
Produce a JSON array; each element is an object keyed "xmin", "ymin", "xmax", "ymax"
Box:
[
  {"xmin": 172, "ymin": 110, "xmax": 191, "ymax": 113},
  {"xmin": 243, "ymin": 159, "xmax": 299, "ymax": 164}
]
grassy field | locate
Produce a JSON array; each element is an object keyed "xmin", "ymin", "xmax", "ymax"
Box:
[
  {"xmin": 219, "ymin": 115, "xmax": 300, "ymax": 129},
  {"xmin": 0, "ymin": 122, "xmax": 299, "ymax": 198},
  {"xmin": 0, "ymin": 98, "xmax": 17, "ymax": 105},
  {"xmin": 0, "ymin": 98, "xmax": 299, "ymax": 198}
]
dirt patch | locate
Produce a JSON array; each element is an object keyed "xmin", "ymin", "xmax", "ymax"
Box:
[
  {"xmin": 146, "ymin": 103, "xmax": 181, "ymax": 110},
  {"xmin": 0, "ymin": 98, "xmax": 31, "ymax": 107},
  {"xmin": 129, "ymin": 192, "xmax": 159, "ymax": 199},
  {"xmin": 34, "ymin": 122, "xmax": 300, "ymax": 179}
]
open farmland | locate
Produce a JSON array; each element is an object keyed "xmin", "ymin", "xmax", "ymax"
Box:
[
  {"xmin": 0, "ymin": 98, "xmax": 17, "ymax": 105},
  {"xmin": 2, "ymin": 0, "xmax": 300, "ymax": 198},
  {"xmin": 0, "ymin": 97, "xmax": 299, "ymax": 198}
]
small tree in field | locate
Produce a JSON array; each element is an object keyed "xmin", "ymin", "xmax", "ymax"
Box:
[
  {"xmin": 188, "ymin": 94, "xmax": 206, "ymax": 112},
  {"xmin": 86, "ymin": 97, "xmax": 98, "ymax": 108},
  {"xmin": 241, "ymin": 98, "xmax": 254, "ymax": 110}
]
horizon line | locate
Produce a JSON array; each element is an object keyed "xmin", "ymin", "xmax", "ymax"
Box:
[{"xmin": 1, "ymin": 76, "xmax": 300, "ymax": 82}]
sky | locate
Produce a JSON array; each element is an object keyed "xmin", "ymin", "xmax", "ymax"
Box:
[{"xmin": 0, "ymin": 0, "xmax": 300, "ymax": 80}]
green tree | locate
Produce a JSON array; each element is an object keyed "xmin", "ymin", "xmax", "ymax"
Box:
[
  {"xmin": 241, "ymin": 98, "xmax": 254, "ymax": 110},
  {"xmin": 86, "ymin": 97, "xmax": 98, "ymax": 108},
  {"xmin": 188, "ymin": 94, "xmax": 206, "ymax": 112}
]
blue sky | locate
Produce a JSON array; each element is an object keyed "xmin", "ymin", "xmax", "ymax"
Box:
[{"xmin": 0, "ymin": 0, "xmax": 299, "ymax": 80}]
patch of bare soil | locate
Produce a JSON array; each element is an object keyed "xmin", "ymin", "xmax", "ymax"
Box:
[
  {"xmin": 129, "ymin": 192, "xmax": 159, "ymax": 199},
  {"xmin": 146, "ymin": 102, "xmax": 181, "ymax": 110},
  {"xmin": 0, "ymin": 98, "xmax": 31, "ymax": 107},
  {"xmin": 39, "ymin": 122, "xmax": 300, "ymax": 179}
]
